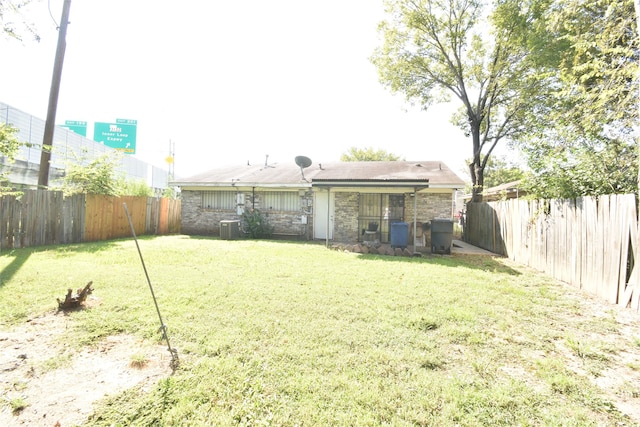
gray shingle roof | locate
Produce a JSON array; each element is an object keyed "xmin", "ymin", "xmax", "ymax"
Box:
[{"xmin": 173, "ymin": 160, "xmax": 464, "ymax": 188}]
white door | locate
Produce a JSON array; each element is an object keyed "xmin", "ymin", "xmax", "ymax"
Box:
[{"xmin": 314, "ymin": 190, "xmax": 334, "ymax": 240}]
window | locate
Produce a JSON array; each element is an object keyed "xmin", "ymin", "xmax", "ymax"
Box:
[
  {"xmin": 201, "ymin": 191, "xmax": 235, "ymax": 209},
  {"xmin": 262, "ymin": 191, "xmax": 299, "ymax": 212}
]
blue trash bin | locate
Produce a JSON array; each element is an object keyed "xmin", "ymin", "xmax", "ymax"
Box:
[{"xmin": 390, "ymin": 222, "xmax": 409, "ymax": 249}]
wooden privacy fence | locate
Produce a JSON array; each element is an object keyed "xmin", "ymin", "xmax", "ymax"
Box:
[
  {"xmin": 466, "ymin": 194, "xmax": 639, "ymax": 312},
  {"xmin": 0, "ymin": 190, "xmax": 181, "ymax": 250}
]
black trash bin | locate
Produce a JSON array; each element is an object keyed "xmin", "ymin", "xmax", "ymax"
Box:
[
  {"xmin": 431, "ymin": 219, "xmax": 453, "ymax": 254},
  {"xmin": 390, "ymin": 222, "xmax": 409, "ymax": 249}
]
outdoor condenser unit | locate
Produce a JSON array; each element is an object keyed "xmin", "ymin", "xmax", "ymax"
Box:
[{"xmin": 220, "ymin": 220, "xmax": 240, "ymax": 240}]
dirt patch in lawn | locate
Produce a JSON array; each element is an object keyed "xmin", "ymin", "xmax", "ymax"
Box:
[{"xmin": 0, "ymin": 308, "xmax": 173, "ymax": 427}]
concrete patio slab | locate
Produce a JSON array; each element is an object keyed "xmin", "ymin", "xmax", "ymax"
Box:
[{"xmin": 451, "ymin": 239, "xmax": 498, "ymax": 256}]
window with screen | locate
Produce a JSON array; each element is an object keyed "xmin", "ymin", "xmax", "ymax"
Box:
[
  {"xmin": 262, "ymin": 191, "xmax": 299, "ymax": 212},
  {"xmin": 201, "ymin": 191, "xmax": 235, "ymax": 209}
]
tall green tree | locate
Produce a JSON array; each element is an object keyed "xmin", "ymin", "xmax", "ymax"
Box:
[
  {"xmin": 371, "ymin": 0, "xmax": 542, "ymax": 202},
  {"xmin": 504, "ymin": 0, "xmax": 639, "ymax": 198},
  {"xmin": 546, "ymin": 0, "xmax": 636, "ymax": 137},
  {"xmin": 340, "ymin": 147, "xmax": 402, "ymax": 161},
  {"xmin": 635, "ymin": 0, "xmax": 640, "ymax": 199},
  {"xmin": 633, "ymin": 0, "xmax": 640, "ymax": 199}
]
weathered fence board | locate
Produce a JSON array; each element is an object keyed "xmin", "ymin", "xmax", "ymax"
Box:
[
  {"xmin": 466, "ymin": 195, "xmax": 639, "ymax": 312},
  {"xmin": 0, "ymin": 190, "xmax": 181, "ymax": 250}
]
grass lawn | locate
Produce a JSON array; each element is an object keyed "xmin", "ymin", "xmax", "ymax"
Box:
[{"xmin": 1, "ymin": 235, "xmax": 640, "ymax": 426}]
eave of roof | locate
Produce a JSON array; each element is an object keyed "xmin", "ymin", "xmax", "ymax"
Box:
[
  {"xmin": 311, "ymin": 178, "xmax": 430, "ymax": 188},
  {"xmin": 175, "ymin": 182, "xmax": 310, "ymax": 188}
]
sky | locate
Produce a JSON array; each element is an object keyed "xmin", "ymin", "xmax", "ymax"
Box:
[{"xmin": 1, "ymin": 0, "xmax": 475, "ymax": 180}]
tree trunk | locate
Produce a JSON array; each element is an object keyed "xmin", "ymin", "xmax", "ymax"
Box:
[
  {"xmin": 470, "ymin": 161, "xmax": 484, "ymax": 203},
  {"xmin": 469, "ymin": 123, "xmax": 484, "ymax": 203}
]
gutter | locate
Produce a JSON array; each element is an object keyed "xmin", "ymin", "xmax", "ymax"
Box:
[
  {"xmin": 171, "ymin": 182, "xmax": 311, "ymax": 189},
  {"xmin": 311, "ymin": 179, "xmax": 430, "ymax": 189}
]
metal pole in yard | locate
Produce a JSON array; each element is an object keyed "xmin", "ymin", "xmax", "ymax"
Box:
[{"xmin": 123, "ymin": 203, "xmax": 179, "ymax": 371}]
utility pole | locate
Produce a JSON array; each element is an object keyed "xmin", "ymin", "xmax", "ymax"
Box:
[
  {"xmin": 38, "ymin": 0, "xmax": 72, "ymax": 188},
  {"xmin": 166, "ymin": 140, "xmax": 175, "ymax": 186}
]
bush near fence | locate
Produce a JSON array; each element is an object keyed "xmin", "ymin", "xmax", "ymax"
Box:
[
  {"xmin": 465, "ymin": 194, "xmax": 639, "ymax": 312},
  {"xmin": 0, "ymin": 190, "xmax": 181, "ymax": 250}
]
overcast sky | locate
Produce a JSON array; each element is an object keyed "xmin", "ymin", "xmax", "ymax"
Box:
[{"xmin": 2, "ymin": 0, "xmax": 475, "ymax": 179}]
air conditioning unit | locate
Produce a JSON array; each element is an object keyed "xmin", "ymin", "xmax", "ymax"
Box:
[{"xmin": 220, "ymin": 220, "xmax": 240, "ymax": 240}]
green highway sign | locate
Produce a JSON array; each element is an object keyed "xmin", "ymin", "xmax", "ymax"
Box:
[
  {"xmin": 93, "ymin": 119, "xmax": 137, "ymax": 153},
  {"xmin": 62, "ymin": 120, "xmax": 87, "ymax": 137},
  {"xmin": 116, "ymin": 118, "xmax": 137, "ymax": 126}
]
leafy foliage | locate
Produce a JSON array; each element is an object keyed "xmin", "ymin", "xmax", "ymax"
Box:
[
  {"xmin": 1, "ymin": 0, "xmax": 39, "ymax": 42},
  {"xmin": 372, "ymin": 0, "xmax": 543, "ymax": 202},
  {"xmin": 241, "ymin": 208, "xmax": 273, "ymax": 238},
  {"xmin": 118, "ymin": 178, "xmax": 154, "ymax": 197},
  {"xmin": 549, "ymin": 0, "xmax": 638, "ymax": 136},
  {"xmin": 521, "ymin": 133, "xmax": 638, "ymax": 198},
  {"xmin": 0, "ymin": 122, "xmax": 22, "ymax": 161},
  {"xmin": 501, "ymin": 0, "xmax": 639, "ymax": 198},
  {"xmin": 0, "ymin": 122, "xmax": 27, "ymax": 195},
  {"xmin": 340, "ymin": 147, "xmax": 402, "ymax": 161},
  {"xmin": 162, "ymin": 186, "xmax": 178, "ymax": 199},
  {"xmin": 57, "ymin": 151, "xmax": 160, "ymax": 197},
  {"xmin": 57, "ymin": 151, "xmax": 123, "ymax": 196},
  {"xmin": 481, "ymin": 155, "xmax": 525, "ymax": 189}
]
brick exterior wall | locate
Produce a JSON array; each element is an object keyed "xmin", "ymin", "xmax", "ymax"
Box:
[
  {"xmin": 180, "ymin": 190, "xmax": 237, "ymax": 236},
  {"xmin": 333, "ymin": 192, "xmax": 359, "ymax": 242},
  {"xmin": 180, "ymin": 190, "xmax": 313, "ymax": 239},
  {"xmin": 330, "ymin": 191, "xmax": 453, "ymax": 243},
  {"xmin": 181, "ymin": 189, "xmax": 453, "ymax": 243},
  {"xmin": 403, "ymin": 192, "xmax": 453, "ymax": 223}
]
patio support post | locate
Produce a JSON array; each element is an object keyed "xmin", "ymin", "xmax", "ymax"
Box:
[
  {"xmin": 413, "ymin": 187, "xmax": 418, "ymax": 250},
  {"xmin": 325, "ymin": 187, "xmax": 331, "ymax": 247}
]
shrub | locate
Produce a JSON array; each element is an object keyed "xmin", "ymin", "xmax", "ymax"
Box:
[{"xmin": 242, "ymin": 208, "xmax": 273, "ymax": 238}]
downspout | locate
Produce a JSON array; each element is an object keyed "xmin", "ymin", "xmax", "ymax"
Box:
[{"xmin": 252, "ymin": 187, "xmax": 255, "ymax": 210}]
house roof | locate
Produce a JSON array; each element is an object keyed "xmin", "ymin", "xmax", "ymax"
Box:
[
  {"xmin": 462, "ymin": 180, "xmax": 525, "ymax": 201},
  {"xmin": 172, "ymin": 160, "xmax": 465, "ymax": 189}
]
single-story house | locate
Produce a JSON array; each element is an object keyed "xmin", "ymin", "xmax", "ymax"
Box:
[{"xmin": 172, "ymin": 159, "xmax": 465, "ymax": 245}]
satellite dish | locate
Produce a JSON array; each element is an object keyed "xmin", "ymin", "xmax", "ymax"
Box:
[
  {"xmin": 295, "ymin": 156, "xmax": 312, "ymax": 181},
  {"xmin": 295, "ymin": 156, "xmax": 312, "ymax": 169}
]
